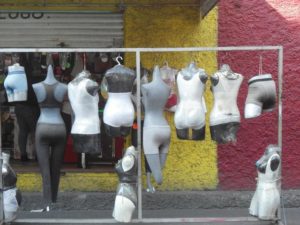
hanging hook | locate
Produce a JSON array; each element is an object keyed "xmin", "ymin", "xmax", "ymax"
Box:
[
  {"xmin": 259, "ymin": 55, "xmax": 263, "ymax": 75},
  {"xmin": 164, "ymin": 60, "xmax": 169, "ymax": 68},
  {"xmin": 116, "ymin": 55, "xmax": 123, "ymax": 65}
]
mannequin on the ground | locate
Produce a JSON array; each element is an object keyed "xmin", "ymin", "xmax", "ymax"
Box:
[
  {"xmin": 2, "ymin": 152, "xmax": 21, "ymax": 223},
  {"xmin": 245, "ymin": 74, "xmax": 276, "ymax": 118},
  {"xmin": 174, "ymin": 62, "xmax": 207, "ymax": 140},
  {"xmin": 249, "ymin": 145, "xmax": 281, "ymax": 220},
  {"xmin": 160, "ymin": 62, "xmax": 178, "ymax": 112},
  {"xmin": 113, "ymin": 146, "xmax": 138, "ymax": 223},
  {"xmin": 103, "ymin": 56, "xmax": 136, "ymax": 137},
  {"xmin": 32, "ymin": 65, "xmax": 67, "ymax": 210},
  {"xmin": 68, "ymin": 69, "xmax": 101, "ymax": 155},
  {"xmin": 142, "ymin": 65, "xmax": 171, "ymax": 185},
  {"xmin": 210, "ymin": 64, "xmax": 243, "ymax": 144}
]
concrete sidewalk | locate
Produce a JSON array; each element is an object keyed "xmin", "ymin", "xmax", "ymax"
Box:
[{"xmin": 9, "ymin": 190, "xmax": 300, "ymax": 224}]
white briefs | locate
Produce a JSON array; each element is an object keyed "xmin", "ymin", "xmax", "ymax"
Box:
[{"xmin": 103, "ymin": 92, "xmax": 135, "ymax": 127}]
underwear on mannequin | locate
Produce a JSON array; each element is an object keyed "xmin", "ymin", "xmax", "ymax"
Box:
[
  {"xmin": 174, "ymin": 62, "xmax": 207, "ymax": 140},
  {"xmin": 103, "ymin": 62, "xmax": 136, "ymax": 137},
  {"xmin": 245, "ymin": 74, "xmax": 276, "ymax": 119},
  {"xmin": 143, "ymin": 126, "xmax": 171, "ymax": 154},
  {"xmin": 113, "ymin": 146, "xmax": 138, "ymax": 223},
  {"xmin": 160, "ymin": 63, "xmax": 178, "ymax": 112},
  {"xmin": 4, "ymin": 64, "xmax": 28, "ymax": 102},
  {"xmin": 68, "ymin": 70, "xmax": 101, "ymax": 154},
  {"xmin": 210, "ymin": 64, "xmax": 243, "ymax": 144},
  {"xmin": 249, "ymin": 145, "xmax": 281, "ymax": 220}
]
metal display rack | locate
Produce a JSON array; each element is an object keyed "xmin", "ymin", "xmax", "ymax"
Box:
[{"xmin": 0, "ymin": 46, "xmax": 283, "ymax": 224}]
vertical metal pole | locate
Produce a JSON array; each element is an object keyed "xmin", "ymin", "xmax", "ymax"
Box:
[
  {"xmin": 0, "ymin": 103, "xmax": 3, "ymax": 224},
  {"xmin": 278, "ymin": 46, "xmax": 283, "ymax": 149},
  {"xmin": 278, "ymin": 46, "xmax": 284, "ymax": 224},
  {"xmin": 135, "ymin": 50, "xmax": 142, "ymax": 221}
]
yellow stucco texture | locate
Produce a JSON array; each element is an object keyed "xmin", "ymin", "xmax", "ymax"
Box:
[
  {"xmin": 124, "ymin": 6, "xmax": 218, "ymax": 190},
  {"xmin": 17, "ymin": 173, "xmax": 118, "ymax": 192}
]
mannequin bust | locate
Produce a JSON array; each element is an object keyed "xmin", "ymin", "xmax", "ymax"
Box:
[
  {"xmin": 4, "ymin": 63, "xmax": 28, "ymax": 102},
  {"xmin": 249, "ymin": 145, "xmax": 281, "ymax": 220},
  {"xmin": 103, "ymin": 58, "xmax": 136, "ymax": 137},
  {"xmin": 68, "ymin": 70, "xmax": 101, "ymax": 155},
  {"xmin": 210, "ymin": 64, "xmax": 243, "ymax": 144},
  {"xmin": 32, "ymin": 65, "xmax": 67, "ymax": 210},
  {"xmin": 174, "ymin": 62, "xmax": 207, "ymax": 140},
  {"xmin": 245, "ymin": 74, "xmax": 276, "ymax": 119},
  {"xmin": 113, "ymin": 146, "xmax": 138, "ymax": 223},
  {"xmin": 142, "ymin": 66, "xmax": 171, "ymax": 185}
]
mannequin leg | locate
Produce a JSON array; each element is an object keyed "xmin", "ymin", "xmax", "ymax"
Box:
[
  {"xmin": 50, "ymin": 135, "xmax": 66, "ymax": 202},
  {"xmin": 35, "ymin": 128, "xmax": 52, "ymax": 206},
  {"xmin": 159, "ymin": 153, "xmax": 168, "ymax": 169},
  {"xmin": 144, "ymin": 154, "xmax": 162, "ymax": 185},
  {"xmin": 15, "ymin": 106, "xmax": 29, "ymax": 161}
]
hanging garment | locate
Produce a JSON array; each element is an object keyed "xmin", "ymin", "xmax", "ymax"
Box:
[
  {"xmin": 103, "ymin": 61, "xmax": 136, "ymax": 137},
  {"xmin": 245, "ymin": 74, "xmax": 276, "ymax": 119},
  {"xmin": 4, "ymin": 64, "xmax": 28, "ymax": 102},
  {"xmin": 174, "ymin": 62, "xmax": 207, "ymax": 140},
  {"xmin": 210, "ymin": 64, "xmax": 243, "ymax": 144}
]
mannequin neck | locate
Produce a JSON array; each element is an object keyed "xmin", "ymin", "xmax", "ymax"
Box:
[
  {"xmin": 44, "ymin": 65, "xmax": 58, "ymax": 85},
  {"xmin": 152, "ymin": 65, "xmax": 162, "ymax": 82}
]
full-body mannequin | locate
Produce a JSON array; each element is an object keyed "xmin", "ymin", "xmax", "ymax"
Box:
[
  {"xmin": 32, "ymin": 65, "xmax": 67, "ymax": 210},
  {"xmin": 210, "ymin": 64, "xmax": 243, "ymax": 143},
  {"xmin": 113, "ymin": 146, "xmax": 138, "ymax": 223},
  {"xmin": 175, "ymin": 62, "xmax": 207, "ymax": 140},
  {"xmin": 249, "ymin": 145, "xmax": 281, "ymax": 220},
  {"xmin": 68, "ymin": 70, "xmax": 101, "ymax": 154},
  {"xmin": 142, "ymin": 66, "xmax": 171, "ymax": 185},
  {"xmin": 103, "ymin": 59, "xmax": 136, "ymax": 137}
]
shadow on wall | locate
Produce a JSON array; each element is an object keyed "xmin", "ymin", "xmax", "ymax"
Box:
[{"xmin": 217, "ymin": 0, "xmax": 300, "ymax": 189}]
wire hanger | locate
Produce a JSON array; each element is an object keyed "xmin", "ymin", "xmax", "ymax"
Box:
[{"xmin": 116, "ymin": 55, "xmax": 123, "ymax": 65}]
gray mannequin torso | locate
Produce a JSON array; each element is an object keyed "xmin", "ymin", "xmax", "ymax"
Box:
[
  {"xmin": 142, "ymin": 66, "xmax": 171, "ymax": 127},
  {"xmin": 33, "ymin": 65, "xmax": 67, "ymax": 124}
]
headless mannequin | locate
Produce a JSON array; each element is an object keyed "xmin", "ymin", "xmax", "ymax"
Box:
[
  {"xmin": 249, "ymin": 145, "xmax": 281, "ymax": 220},
  {"xmin": 174, "ymin": 62, "xmax": 207, "ymax": 140},
  {"xmin": 103, "ymin": 59, "xmax": 136, "ymax": 137},
  {"xmin": 113, "ymin": 146, "xmax": 138, "ymax": 223},
  {"xmin": 142, "ymin": 66, "xmax": 171, "ymax": 185},
  {"xmin": 4, "ymin": 62, "xmax": 28, "ymax": 102},
  {"xmin": 33, "ymin": 65, "xmax": 67, "ymax": 210},
  {"xmin": 160, "ymin": 63, "xmax": 178, "ymax": 112},
  {"xmin": 68, "ymin": 70, "xmax": 101, "ymax": 154},
  {"xmin": 210, "ymin": 64, "xmax": 243, "ymax": 144}
]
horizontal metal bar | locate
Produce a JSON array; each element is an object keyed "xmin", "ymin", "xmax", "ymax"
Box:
[
  {"xmin": 13, "ymin": 216, "xmax": 260, "ymax": 224},
  {"xmin": 0, "ymin": 46, "xmax": 282, "ymax": 53}
]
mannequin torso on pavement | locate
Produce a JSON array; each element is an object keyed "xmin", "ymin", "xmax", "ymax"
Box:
[
  {"xmin": 141, "ymin": 66, "xmax": 171, "ymax": 185},
  {"xmin": 210, "ymin": 64, "xmax": 243, "ymax": 143},
  {"xmin": 103, "ymin": 59, "xmax": 136, "ymax": 137},
  {"xmin": 174, "ymin": 62, "xmax": 207, "ymax": 140}
]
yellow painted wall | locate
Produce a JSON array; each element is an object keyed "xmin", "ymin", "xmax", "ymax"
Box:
[
  {"xmin": 14, "ymin": 3, "xmax": 218, "ymax": 192},
  {"xmin": 124, "ymin": 6, "xmax": 218, "ymax": 190}
]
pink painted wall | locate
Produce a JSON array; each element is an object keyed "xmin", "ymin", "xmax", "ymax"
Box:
[{"xmin": 218, "ymin": 0, "xmax": 300, "ymax": 189}]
